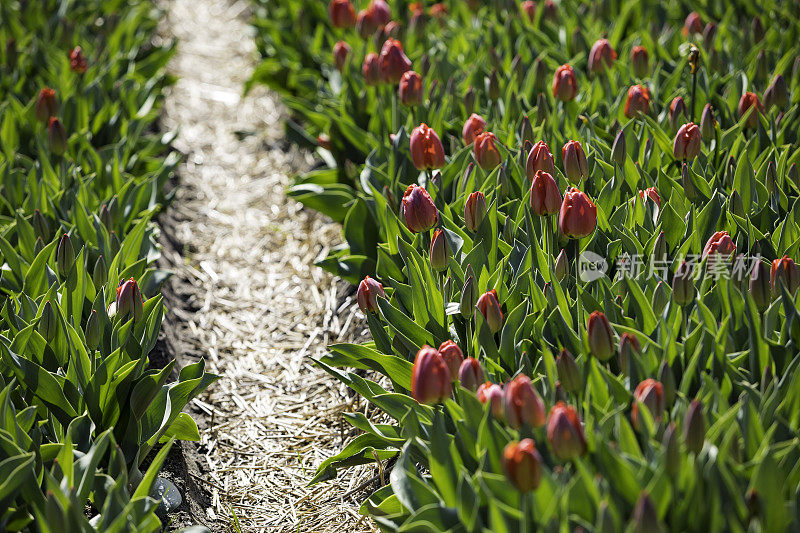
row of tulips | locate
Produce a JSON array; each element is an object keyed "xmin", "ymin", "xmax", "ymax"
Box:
[
  {"xmin": 252, "ymin": 0, "xmax": 800, "ymax": 530},
  {"xmin": 0, "ymin": 1, "xmax": 214, "ymax": 530}
]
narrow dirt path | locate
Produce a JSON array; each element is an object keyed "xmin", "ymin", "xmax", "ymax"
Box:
[{"xmin": 159, "ymin": 0, "xmax": 377, "ymax": 530}]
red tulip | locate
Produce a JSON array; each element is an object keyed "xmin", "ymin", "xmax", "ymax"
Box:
[
  {"xmin": 476, "ymin": 289, "xmax": 503, "ymax": 333},
  {"xmin": 669, "ymin": 96, "xmax": 687, "ymax": 132},
  {"xmin": 638, "ymin": 187, "xmax": 661, "ymax": 207},
  {"xmin": 411, "ymin": 345, "xmax": 451, "ymax": 404},
  {"xmin": 631, "ymin": 46, "xmax": 649, "ymax": 78},
  {"xmin": 438, "ymin": 340, "xmax": 464, "ymax": 378},
  {"xmin": 384, "ymin": 20, "xmax": 401, "ymax": 38},
  {"xmin": 356, "ymin": 8, "xmax": 380, "ymax": 38},
  {"xmin": 738, "ymin": 92, "xmax": 764, "ymax": 129},
  {"xmin": 673, "ymin": 122, "xmax": 701, "ymax": 161},
  {"xmin": 458, "ymin": 358, "xmax": 484, "ymax": 391},
  {"xmin": 48, "ymin": 117, "xmax": 67, "ymax": 156},
  {"xmin": 329, "ymin": 0, "xmax": 356, "ymax": 28},
  {"xmin": 362, "ymin": 52, "xmax": 381, "ymax": 85},
  {"xmin": 587, "ymin": 311, "xmax": 615, "ymax": 360},
  {"xmin": 464, "ymin": 191, "xmax": 487, "ymax": 232},
  {"xmin": 370, "ymin": 0, "xmax": 392, "ymax": 25},
  {"xmin": 477, "ymin": 382, "xmax": 504, "ymax": 417},
  {"xmin": 542, "ymin": 0, "xmax": 557, "ymax": 20},
  {"xmin": 632, "ymin": 379, "xmax": 664, "ymax": 430},
  {"xmin": 526, "ymin": 140, "xmax": 555, "ymax": 179},
  {"xmin": 410, "ymin": 122, "xmax": 445, "ymax": 169},
  {"xmin": 520, "ymin": 0, "xmax": 536, "ymax": 23},
  {"xmin": 558, "ymin": 187, "xmax": 597, "ymax": 239},
  {"xmin": 552, "ymin": 64, "xmax": 578, "ymax": 101},
  {"xmin": 474, "ymin": 132, "xmax": 502, "ymax": 170},
  {"xmin": 35, "ymin": 88, "xmax": 58, "ymax": 123},
  {"xmin": 546, "ymin": 402, "xmax": 586, "ymax": 460},
  {"xmin": 379, "ymin": 38, "xmax": 412, "ymax": 83},
  {"xmin": 588, "ymin": 39, "xmax": 616, "ymax": 74},
  {"xmin": 402, "ymin": 183, "xmax": 439, "ymax": 232},
  {"xmin": 69, "ymin": 46, "xmax": 87, "ymax": 73},
  {"xmin": 503, "ymin": 439, "xmax": 543, "ymax": 492},
  {"xmin": 333, "ymin": 41, "xmax": 351, "ymax": 71},
  {"xmin": 562, "ymin": 140, "xmax": 588, "ymax": 184},
  {"xmin": 683, "ymin": 12, "xmax": 703, "ymax": 36},
  {"xmin": 462, "ymin": 113, "xmax": 486, "ymax": 145},
  {"xmin": 771, "ymin": 256, "xmax": 800, "ymax": 295},
  {"xmin": 429, "ymin": 3, "xmax": 447, "ymax": 20},
  {"xmin": 702, "ymin": 230, "xmax": 735, "ymax": 258},
  {"xmin": 624, "ymin": 85, "xmax": 650, "ymax": 119},
  {"xmin": 116, "ymin": 278, "xmax": 144, "ymax": 322},
  {"xmin": 504, "ymin": 375, "xmax": 546, "ymax": 428},
  {"xmin": 398, "ymin": 71, "xmax": 423, "ymax": 107},
  {"xmin": 357, "ymin": 276, "xmax": 386, "ymax": 312},
  {"xmin": 530, "ymin": 170, "xmax": 562, "ymax": 216}
]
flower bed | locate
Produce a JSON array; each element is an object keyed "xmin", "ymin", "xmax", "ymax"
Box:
[
  {"xmin": 0, "ymin": 1, "xmax": 215, "ymax": 529},
  {"xmin": 249, "ymin": 0, "xmax": 800, "ymax": 530}
]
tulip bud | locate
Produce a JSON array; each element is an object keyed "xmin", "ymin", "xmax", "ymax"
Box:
[
  {"xmin": 476, "ymin": 289, "xmax": 503, "ymax": 333},
  {"xmin": 652, "ymin": 232, "xmax": 667, "ymax": 260},
  {"xmin": 556, "ymin": 348, "xmax": 582, "ymax": 393},
  {"xmin": 631, "ymin": 46, "xmax": 649, "ymax": 78},
  {"xmin": 552, "ymin": 64, "xmax": 578, "ymax": 102},
  {"xmin": 92, "ymin": 255, "xmax": 107, "ymax": 288},
  {"xmin": 458, "ymin": 358, "xmax": 484, "ymax": 391},
  {"xmin": 511, "ymin": 54, "xmax": 524, "ymax": 83},
  {"xmin": 683, "ymin": 12, "xmax": 703, "ymax": 36},
  {"xmin": 5, "ymin": 38, "xmax": 17, "ymax": 70},
  {"xmin": 116, "ymin": 278, "xmax": 144, "ymax": 322},
  {"xmin": 596, "ymin": 501, "xmax": 617, "ymax": 533},
  {"xmin": 518, "ymin": 116, "xmax": 534, "ymax": 147},
  {"xmin": 464, "ymin": 191, "xmax": 487, "ymax": 232},
  {"xmin": 463, "ymin": 87, "xmax": 476, "ymax": 115},
  {"xmin": 751, "ymin": 15, "xmax": 765, "ymax": 43},
  {"xmin": 477, "ymin": 382, "xmax": 504, "ymax": 417},
  {"xmin": 547, "ymin": 402, "xmax": 587, "ymax": 460},
  {"xmin": 85, "ymin": 309, "xmax": 100, "ymax": 351},
  {"xmin": 504, "ymin": 374, "xmax": 546, "ymax": 428},
  {"xmin": 109, "ymin": 231, "xmax": 121, "ymax": 258},
  {"xmin": 559, "ymin": 187, "xmax": 597, "ymax": 239},
  {"xmin": 69, "ymin": 46, "xmax": 88, "ymax": 73},
  {"xmin": 624, "ymin": 85, "xmax": 650, "ymax": 119},
  {"xmin": 587, "ymin": 311, "xmax": 614, "ymax": 361},
  {"xmin": 562, "ymin": 140, "xmax": 588, "ymax": 185},
  {"xmin": 536, "ymin": 92, "xmax": 549, "ymax": 125},
  {"xmin": 503, "ymin": 439, "xmax": 543, "ymax": 493},
  {"xmin": 699, "ymin": 104, "xmax": 716, "ymax": 141},
  {"xmin": 672, "ymin": 261, "xmax": 695, "ymax": 306},
  {"xmin": 611, "ymin": 129, "xmax": 626, "ymax": 167},
  {"xmin": 554, "ymin": 249, "xmax": 568, "ymax": 281},
  {"xmin": 398, "ymin": 71, "xmax": 423, "ymax": 107},
  {"xmin": 638, "ymin": 187, "xmax": 661, "ymax": 208},
  {"xmin": 34, "ymin": 236, "xmax": 44, "ymax": 255},
  {"xmin": 357, "ymin": 275, "xmax": 386, "ymax": 313},
  {"xmin": 771, "ymin": 256, "xmax": 800, "ymax": 296},
  {"xmin": 520, "ymin": 0, "xmax": 536, "ymax": 23},
  {"xmin": 618, "ymin": 332, "xmax": 641, "ymax": 375},
  {"xmin": 683, "ymin": 399, "xmax": 705, "ymax": 453},
  {"xmin": 461, "ymin": 113, "xmax": 486, "ymax": 145},
  {"xmin": 763, "ymin": 75, "xmax": 789, "ymax": 111},
  {"xmin": 428, "ymin": 228, "xmax": 450, "ymax": 272},
  {"xmin": 411, "ymin": 345, "xmax": 451, "ymax": 404},
  {"xmin": 56, "ymin": 233, "xmax": 75, "ymax": 278},
  {"xmin": 738, "ymin": 92, "xmax": 764, "ymax": 129},
  {"xmin": 39, "ymin": 301, "xmax": 58, "ymax": 342},
  {"xmin": 631, "ymin": 379, "xmax": 664, "ymax": 430},
  {"xmin": 526, "ymin": 140, "xmax": 555, "ymax": 179},
  {"xmin": 765, "ymin": 160, "xmax": 777, "ymax": 196},
  {"xmin": 631, "ymin": 492, "xmax": 662, "ymax": 533},
  {"xmin": 790, "ymin": 163, "xmax": 799, "ymax": 189},
  {"xmin": 702, "ymin": 22, "xmax": 717, "ymax": 49},
  {"xmin": 663, "ymin": 422, "xmax": 681, "ymax": 477},
  {"xmin": 530, "ymin": 170, "xmax": 562, "ymax": 216},
  {"xmin": 32, "ymin": 209, "xmax": 49, "ymax": 241},
  {"xmin": 658, "ymin": 361, "xmax": 676, "ymax": 406},
  {"xmin": 588, "ymin": 39, "xmax": 616, "ymax": 74},
  {"xmin": 668, "ymin": 97, "xmax": 687, "ymax": 132},
  {"xmin": 474, "ymin": 132, "xmax": 502, "ymax": 171},
  {"xmin": 333, "ymin": 41, "xmax": 351, "ymax": 71},
  {"xmin": 702, "ymin": 230, "xmax": 735, "ymax": 259},
  {"xmin": 48, "ymin": 117, "xmax": 67, "ymax": 156},
  {"xmin": 379, "ymin": 38, "xmax": 411, "ymax": 83},
  {"xmin": 745, "ymin": 261, "xmax": 770, "ymax": 312},
  {"xmin": 409, "ymin": 124, "xmax": 446, "ymax": 171},
  {"xmin": 329, "ymin": 0, "xmax": 356, "ymax": 28},
  {"xmin": 362, "ymin": 53, "xmax": 381, "ymax": 85},
  {"xmin": 35, "ymin": 88, "xmax": 58, "ymax": 123},
  {"xmin": 435, "ymin": 340, "xmax": 463, "ymax": 380},
  {"xmin": 533, "ymin": 58, "xmax": 548, "ymax": 93},
  {"xmin": 487, "ymin": 69, "xmax": 500, "ymax": 101},
  {"xmin": 460, "ymin": 273, "xmax": 478, "ymax": 318},
  {"xmin": 673, "ymin": 122, "xmax": 701, "ymax": 161}
]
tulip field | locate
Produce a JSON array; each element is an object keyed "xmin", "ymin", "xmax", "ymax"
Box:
[{"xmin": 248, "ymin": 0, "xmax": 800, "ymax": 530}]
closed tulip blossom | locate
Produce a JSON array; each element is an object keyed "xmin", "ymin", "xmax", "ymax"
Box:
[
  {"xmin": 632, "ymin": 379, "xmax": 664, "ymax": 430},
  {"xmin": 398, "ymin": 71, "xmax": 423, "ymax": 107},
  {"xmin": 556, "ymin": 349, "xmax": 582, "ymax": 392},
  {"xmin": 329, "ymin": 0, "xmax": 356, "ymax": 28},
  {"xmin": 530, "ymin": 170, "xmax": 562, "ymax": 216},
  {"xmin": 547, "ymin": 402, "xmax": 587, "ymax": 460},
  {"xmin": 477, "ymin": 382, "xmax": 504, "ymax": 417},
  {"xmin": 624, "ymin": 85, "xmax": 650, "ymax": 118},
  {"xmin": 771, "ymin": 256, "xmax": 800, "ymax": 295},
  {"xmin": 520, "ymin": 0, "xmax": 536, "ymax": 23},
  {"xmin": 673, "ymin": 122, "xmax": 701, "ymax": 160},
  {"xmin": 429, "ymin": 228, "xmax": 449, "ymax": 271},
  {"xmin": 669, "ymin": 97, "xmax": 687, "ymax": 132},
  {"xmin": 462, "ymin": 113, "xmax": 486, "ymax": 145},
  {"xmin": 588, "ymin": 39, "xmax": 616, "ymax": 74},
  {"xmin": 702, "ymin": 230, "xmax": 736, "ymax": 259},
  {"xmin": 411, "ymin": 345, "xmax": 451, "ymax": 404},
  {"xmin": 48, "ymin": 117, "xmax": 67, "ymax": 156},
  {"xmin": 618, "ymin": 332, "xmax": 642, "ymax": 375},
  {"xmin": 763, "ymin": 75, "xmax": 789, "ymax": 110},
  {"xmin": 370, "ymin": 0, "xmax": 391, "ymax": 25},
  {"xmin": 683, "ymin": 12, "xmax": 703, "ymax": 36},
  {"xmin": 438, "ymin": 340, "xmax": 464, "ymax": 378},
  {"xmin": 69, "ymin": 46, "xmax": 87, "ymax": 73},
  {"xmin": 526, "ymin": 140, "xmax": 556, "ymax": 179},
  {"xmin": 503, "ymin": 439, "xmax": 543, "ymax": 492},
  {"xmin": 638, "ymin": 187, "xmax": 661, "ymax": 207},
  {"xmin": 464, "ymin": 191, "xmax": 487, "ymax": 232},
  {"xmin": 503, "ymin": 375, "xmax": 546, "ymax": 428},
  {"xmin": 587, "ymin": 310, "xmax": 615, "ymax": 360},
  {"xmin": 332, "ymin": 41, "xmax": 351, "ymax": 71},
  {"xmin": 559, "ymin": 187, "xmax": 597, "ymax": 239},
  {"xmin": 476, "ymin": 289, "xmax": 503, "ymax": 333},
  {"xmin": 458, "ymin": 358, "xmax": 484, "ymax": 391},
  {"xmin": 402, "ymin": 183, "xmax": 439, "ymax": 232},
  {"xmin": 362, "ymin": 52, "xmax": 381, "ymax": 85},
  {"xmin": 356, "ymin": 8, "xmax": 380, "ymax": 38},
  {"xmin": 738, "ymin": 92, "xmax": 764, "ymax": 129},
  {"xmin": 700, "ymin": 104, "xmax": 716, "ymax": 141},
  {"xmin": 116, "ymin": 278, "xmax": 144, "ymax": 322},
  {"xmin": 379, "ymin": 38, "xmax": 412, "ymax": 83},
  {"xmin": 631, "ymin": 46, "xmax": 649, "ymax": 78},
  {"xmin": 35, "ymin": 88, "xmax": 58, "ymax": 123},
  {"xmin": 562, "ymin": 140, "xmax": 588, "ymax": 184},
  {"xmin": 410, "ymin": 123, "xmax": 445, "ymax": 170},
  {"xmin": 552, "ymin": 64, "xmax": 578, "ymax": 101},
  {"xmin": 474, "ymin": 132, "xmax": 502, "ymax": 170},
  {"xmin": 357, "ymin": 275, "xmax": 386, "ymax": 312},
  {"xmin": 750, "ymin": 261, "xmax": 772, "ymax": 311}
]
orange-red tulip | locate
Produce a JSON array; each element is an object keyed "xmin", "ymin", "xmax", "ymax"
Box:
[
  {"xmin": 409, "ymin": 123, "xmax": 446, "ymax": 170},
  {"xmin": 530, "ymin": 170, "xmax": 561, "ymax": 216},
  {"xmin": 552, "ymin": 64, "xmax": 578, "ymax": 101},
  {"xmin": 503, "ymin": 439, "xmax": 543, "ymax": 492},
  {"xmin": 411, "ymin": 345, "xmax": 451, "ymax": 404},
  {"xmin": 402, "ymin": 183, "xmax": 439, "ymax": 232},
  {"xmin": 624, "ymin": 85, "xmax": 650, "ymax": 119},
  {"xmin": 547, "ymin": 402, "xmax": 586, "ymax": 460},
  {"xmin": 558, "ymin": 187, "xmax": 596, "ymax": 239}
]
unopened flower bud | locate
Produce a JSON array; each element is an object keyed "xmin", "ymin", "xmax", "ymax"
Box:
[
  {"xmin": 93, "ymin": 255, "xmax": 107, "ymax": 288},
  {"xmin": 700, "ymin": 104, "xmax": 716, "ymax": 141},
  {"xmin": 357, "ymin": 276, "xmax": 386, "ymax": 313},
  {"xmin": 503, "ymin": 439, "xmax": 543, "ymax": 492},
  {"xmin": 462, "ymin": 113, "xmax": 486, "ymax": 145},
  {"xmin": 458, "ymin": 357, "xmax": 484, "ymax": 391},
  {"xmin": 85, "ymin": 309, "xmax": 100, "ymax": 351},
  {"xmin": 534, "ymin": 58, "xmax": 548, "ymax": 92},
  {"xmin": 464, "ymin": 191, "xmax": 487, "ymax": 232},
  {"xmin": 48, "ymin": 117, "xmax": 67, "ymax": 156},
  {"xmin": 547, "ymin": 402, "xmax": 587, "ymax": 460},
  {"xmin": 763, "ymin": 75, "xmax": 789, "ymax": 111},
  {"xmin": 618, "ymin": 332, "xmax": 641, "ymax": 375},
  {"xmin": 556, "ymin": 348, "xmax": 582, "ymax": 393},
  {"xmin": 429, "ymin": 228, "xmax": 450, "ymax": 272},
  {"xmin": 771, "ymin": 256, "xmax": 800, "ymax": 296},
  {"xmin": 750, "ymin": 260, "xmax": 771, "ymax": 311},
  {"xmin": 437, "ymin": 341, "xmax": 463, "ymax": 381},
  {"xmin": 402, "ymin": 183, "xmax": 439, "ymax": 232},
  {"xmin": 673, "ymin": 122, "xmax": 701, "ymax": 161},
  {"xmin": 631, "ymin": 378, "xmax": 664, "ymax": 431},
  {"xmin": 562, "ymin": 140, "xmax": 588, "ymax": 185},
  {"xmin": 631, "ymin": 492, "xmax": 662, "ymax": 533},
  {"xmin": 411, "ymin": 345, "xmax": 451, "ymax": 404},
  {"xmin": 738, "ymin": 92, "xmax": 764, "ymax": 129},
  {"xmin": 39, "ymin": 301, "xmax": 58, "ymax": 342},
  {"xmin": 672, "ymin": 261, "xmax": 694, "ymax": 306},
  {"xmin": 631, "ymin": 46, "xmax": 649, "ymax": 78},
  {"xmin": 683, "ymin": 399, "xmax": 705, "ymax": 454},
  {"xmin": 504, "ymin": 374, "xmax": 546, "ymax": 428},
  {"xmin": 460, "ymin": 272, "xmax": 478, "ymax": 318},
  {"xmin": 474, "ymin": 132, "xmax": 502, "ymax": 171},
  {"xmin": 32, "ymin": 210, "xmax": 49, "ymax": 241},
  {"xmin": 116, "ymin": 278, "xmax": 144, "ymax": 322},
  {"xmin": 653, "ymin": 231, "xmax": 667, "ymax": 260},
  {"xmin": 588, "ymin": 38, "xmax": 616, "ymax": 74},
  {"xmin": 35, "ymin": 88, "xmax": 58, "ymax": 123},
  {"xmin": 463, "ymin": 87, "xmax": 476, "ymax": 115},
  {"xmin": 476, "ymin": 289, "xmax": 503, "ymax": 333},
  {"xmin": 751, "ymin": 15, "xmax": 765, "ymax": 43},
  {"xmin": 520, "ymin": 115, "xmax": 534, "ymax": 146},
  {"xmin": 333, "ymin": 41, "xmax": 351, "ymax": 72},
  {"xmin": 477, "ymin": 382, "xmax": 504, "ymax": 417},
  {"xmin": 587, "ymin": 311, "xmax": 614, "ymax": 360},
  {"xmin": 530, "ymin": 171, "xmax": 562, "ymax": 216},
  {"xmin": 56, "ymin": 233, "xmax": 75, "ymax": 278},
  {"xmin": 552, "ymin": 64, "xmax": 578, "ymax": 102},
  {"xmin": 536, "ymin": 92, "xmax": 548, "ymax": 124},
  {"xmin": 658, "ymin": 360, "xmax": 676, "ymax": 406},
  {"xmin": 611, "ymin": 129, "xmax": 626, "ymax": 166},
  {"xmin": 663, "ymin": 422, "xmax": 681, "ymax": 477},
  {"xmin": 487, "ymin": 69, "xmax": 500, "ymax": 101}
]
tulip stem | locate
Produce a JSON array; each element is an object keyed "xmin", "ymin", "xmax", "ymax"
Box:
[
  {"xmin": 546, "ymin": 215, "xmax": 554, "ymax": 276},
  {"xmin": 690, "ymin": 68, "xmax": 698, "ymax": 123},
  {"xmin": 573, "ymin": 238, "xmax": 583, "ymax": 333},
  {"xmin": 391, "ymin": 91, "xmax": 398, "ymax": 134},
  {"xmin": 520, "ymin": 493, "xmax": 530, "ymax": 533}
]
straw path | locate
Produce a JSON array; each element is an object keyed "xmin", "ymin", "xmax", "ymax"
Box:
[{"xmin": 159, "ymin": 0, "xmax": 380, "ymax": 530}]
